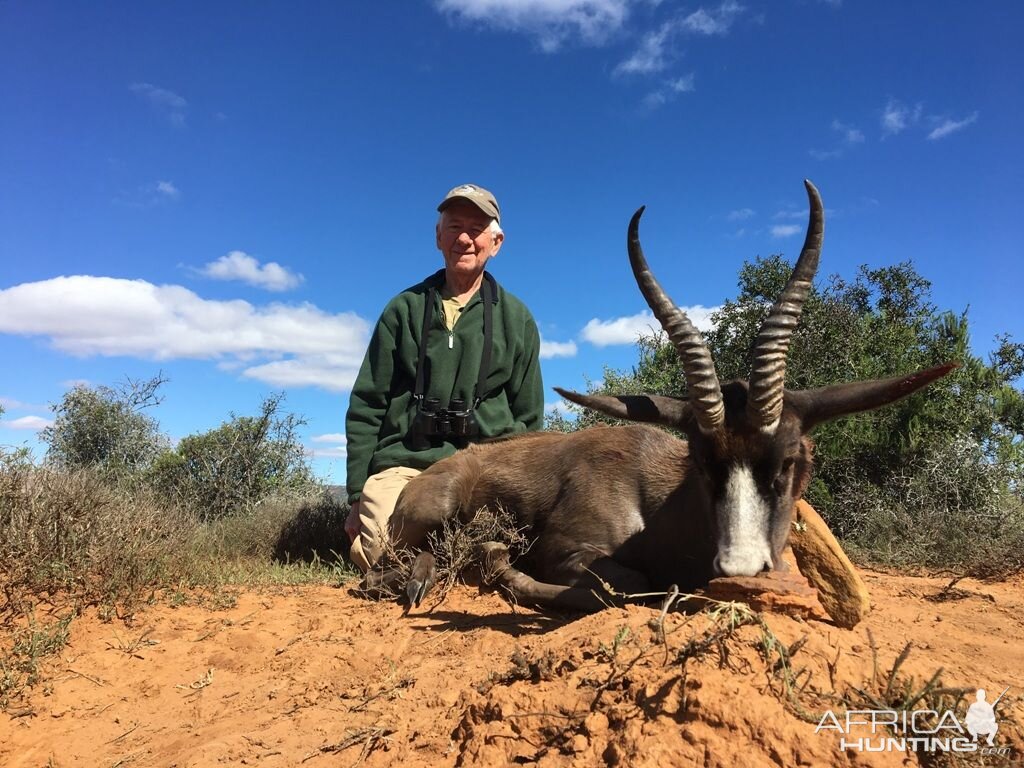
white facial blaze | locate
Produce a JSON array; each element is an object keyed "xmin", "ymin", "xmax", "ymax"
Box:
[{"xmin": 715, "ymin": 463, "xmax": 773, "ymax": 576}]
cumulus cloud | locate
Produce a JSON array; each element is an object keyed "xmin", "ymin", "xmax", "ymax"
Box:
[
  {"xmin": 130, "ymin": 82, "xmax": 187, "ymax": 126},
  {"xmin": 1, "ymin": 415, "xmax": 53, "ymax": 431},
  {"xmin": 771, "ymin": 224, "xmax": 801, "ymax": 238},
  {"xmin": 540, "ymin": 337, "xmax": 578, "ymax": 359},
  {"xmin": 881, "ymin": 98, "xmax": 922, "ymax": 137},
  {"xmin": 311, "ymin": 433, "xmax": 347, "ymax": 444},
  {"xmin": 581, "ymin": 307, "xmax": 716, "ymax": 346},
  {"xmin": 436, "ymin": 0, "xmax": 632, "ymax": 52},
  {"xmin": 200, "ymin": 251, "xmax": 304, "ymax": 292},
  {"xmin": 0, "ymin": 276, "xmax": 369, "ymax": 393},
  {"xmin": 927, "ymin": 112, "xmax": 979, "ymax": 140}
]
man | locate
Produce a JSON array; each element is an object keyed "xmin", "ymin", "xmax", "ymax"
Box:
[{"xmin": 344, "ymin": 183, "xmax": 544, "ymax": 573}]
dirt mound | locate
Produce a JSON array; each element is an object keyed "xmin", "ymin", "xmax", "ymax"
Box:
[{"xmin": 2, "ymin": 570, "xmax": 1022, "ymax": 767}]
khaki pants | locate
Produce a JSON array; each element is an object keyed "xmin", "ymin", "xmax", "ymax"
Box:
[{"xmin": 349, "ymin": 466, "xmax": 422, "ymax": 574}]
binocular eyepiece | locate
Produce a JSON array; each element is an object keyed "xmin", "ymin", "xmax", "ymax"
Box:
[{"xmin": 410, "ymin": 396, "xmax": 479, "ymax": 450}]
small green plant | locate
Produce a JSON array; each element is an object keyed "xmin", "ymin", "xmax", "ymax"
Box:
[{"xmin": 0, "ymin": 610, "xmax": 75, "ymax": 710}]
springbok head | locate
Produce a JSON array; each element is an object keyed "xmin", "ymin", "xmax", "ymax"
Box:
[{"xmin": 557, "ymin": 181, "xmax": 955, "ymax": 577}]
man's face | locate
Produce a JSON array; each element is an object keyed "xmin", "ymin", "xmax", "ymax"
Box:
[{"xmin": 436, "ymin": 202, "xmax": 503, "ymax": 278}]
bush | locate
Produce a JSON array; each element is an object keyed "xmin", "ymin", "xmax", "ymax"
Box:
[
  {"xmin": 151, "ymin": 393, "xmax": 320, "ymax": 521},
  {"xmin": 39, "ymin": 374, "xmax": 169, "ymax": 486},
  {"xmin": 0, "ymin": 447, "xmax": 197, "ymax": 604}
]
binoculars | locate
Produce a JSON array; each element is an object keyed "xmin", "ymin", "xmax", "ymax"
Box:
[{"xmin": 410, "ymin": 397, "xmax": 479, "ymax": 449}]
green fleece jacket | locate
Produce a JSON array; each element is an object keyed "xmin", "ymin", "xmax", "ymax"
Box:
[{"xmin": 345, "ymin": 269, "xmax": 544, "ymax": 503}]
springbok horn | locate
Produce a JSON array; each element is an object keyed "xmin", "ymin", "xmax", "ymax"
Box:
[
  {"xmin": 746, "ymin": 180, "xmax": 825, "ymax": 432},
  {"xmin": 628, "ymin": 207, "xmax": 725, "ymax": 435}
]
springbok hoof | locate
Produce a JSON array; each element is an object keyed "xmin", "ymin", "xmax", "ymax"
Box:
[{"xmin": 405, "ymin": 552, "xmax": 437, "ymax": 608}]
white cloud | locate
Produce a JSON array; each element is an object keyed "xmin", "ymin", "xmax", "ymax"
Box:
[
  {"xmin": 540, "ymin": 337, "xmax": 578, "ymax": 358},
  {"xmin": 680, "ymin": 1, "xmax": 744, "ymax": 35},
  {"xmin": 581, "ymin": 306, "xmax": 716, "ymax": 346},
  {"xmin": 771, "ymin": 224, "xmax": 801, "ymax": 238},
  {"xmin": 1, "ymin": 415, "xmax": 53, "ymax": 431},
  {"xmin": 727, "ymin": 208, "xmax": 755, "ymax": 221},
  {"xmin": 544, "ymin": 399, "xmax": 578, "ymax": 417},
  {"xmin": 809, "ymin": 148, "xmax": 841, "ymax": 161},
  {"xmin": 311, "ymin": 433, "xmax": 347, "ymax": 444},
  {"xmin": 642, "ymin": 72, "xmax": 695, "ymax": 109},
  {"xmin": 242, "ymin": 356, "xmax": 361, "ymax": 392},
  {"xmin": 773, "ymin": 209, "xmax": 805, "ymax": 220},
  {"xmin": 309, "ymin": 445, "xmax": 347, "ymax": 459},
  {"xmin": 130, "ymin": 82, "xmax": 187, "ymax": 126},
  {"xmin": 0, "ymin": 397, "xmax": 48, "ymax": 412},
  {"xmin": 881, "ymin": 98, "xmax": 922, "ymax": 137},
  {"xmin": 155, "ymin": 180, "xmax": 180, "ymax": 199},
  {"xmin": 200, "ymin": 251, "xmax": 304, "ymax": 292},
  {"xmin": 436, "ymin": 0, "xmax": 632, "ymax": 52},
  {"xmin": 927, "ymin": 112, "xmax": 979, "ymax": 140},
  {"xmin": 831, "ymin": 119, "xmax": 864, "ymax": 144},
  {"xmin": 616, "ymin": 2, "xmax": 743, "ymax": 77},
  {"xmin": 615, "ymin": 23, "xmax": 673, "ymax": 75},
  {"xmin": 667, "ymin": 74, "xmax": 695, "ymax": 93},
  {"xmin": 0, "ymin": 276, "xmax": 369, "ymax": 393}
]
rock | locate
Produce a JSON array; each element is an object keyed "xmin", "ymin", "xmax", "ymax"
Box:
[
  {"xmin": 788, "ymin": 499, "xmax": 871, "ymax": 628},
  {"xmin": 703, "ymin": 571, "xmax": 825, "ymax": 620}
]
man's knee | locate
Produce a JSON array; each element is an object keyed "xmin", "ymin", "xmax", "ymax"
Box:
[{"xmin": 352, "ymin": 466, "xmax": 421, "ymax": 572}]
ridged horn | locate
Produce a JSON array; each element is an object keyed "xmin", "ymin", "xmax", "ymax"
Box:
[
  {"xmin": 628, "ymin": 206, "xmax": 724, "ymax": 435},
  {"xmin": 746, "ymin": 180, "xmax": 824, "ymax": 431}
]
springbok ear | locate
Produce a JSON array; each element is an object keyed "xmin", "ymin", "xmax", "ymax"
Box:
[
  {"xmin": 787, "ymin": 362, "xmax": 957, "ymax": 431},
  {"xmin": 554, "ymin": 387, "xmax": 690, "ymax": 428}
]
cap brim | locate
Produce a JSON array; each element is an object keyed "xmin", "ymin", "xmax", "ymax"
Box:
[{"xmin": 437, "ymin": 196, "xmax": 500, "ymax": 222}]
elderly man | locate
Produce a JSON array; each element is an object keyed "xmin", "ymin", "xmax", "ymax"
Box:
[{"xmin": 344, "ymin": 184, "xmax": 544, "ymax": 572}]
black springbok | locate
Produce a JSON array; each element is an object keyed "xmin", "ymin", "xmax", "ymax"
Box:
[{"xmin": 364, "ymin": 181, "xmax": 954, "ymax": 612}]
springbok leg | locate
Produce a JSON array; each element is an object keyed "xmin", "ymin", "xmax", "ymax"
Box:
[{"xmin": 477, "ymin": 542, "xmax": 652, "ymax": 613}]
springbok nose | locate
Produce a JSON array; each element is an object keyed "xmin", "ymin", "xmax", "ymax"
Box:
[{"xmin": 713, "ymin": 552, "xmax": 773, "ymax": 577}]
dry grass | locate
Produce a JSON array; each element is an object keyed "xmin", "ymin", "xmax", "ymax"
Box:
[
  {"xmin": 0, "ymin": 453, "xmax": 358, "ymax": 710},
  {"xmin": 368, "ymin": 502, "xmax": 531, "ymax": 602}
]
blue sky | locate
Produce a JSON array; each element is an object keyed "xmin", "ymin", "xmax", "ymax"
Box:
[{"xmin": 1, "ymin": 1, "xmax": 1021, "ymax": 484}]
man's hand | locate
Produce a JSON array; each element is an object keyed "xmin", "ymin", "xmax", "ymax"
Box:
[{"xmin": 345, "ymin": 501, "xmax": 361, "ymax": 543}]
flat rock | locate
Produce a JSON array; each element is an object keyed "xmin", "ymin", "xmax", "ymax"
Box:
[
  {"xmin": 703, "ymin": 571, "xmax": 827, "ymax": 620},
  {"xmin": 788, "ymin": 499, "xmax": 871, "ymax": 628}
]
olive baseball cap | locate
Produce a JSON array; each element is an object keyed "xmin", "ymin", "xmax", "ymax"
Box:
[{"xmin": 437, "ymin": 183, "xmax": 501, "ymax": 224}]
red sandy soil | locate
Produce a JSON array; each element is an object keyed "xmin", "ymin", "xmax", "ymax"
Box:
[{"xmin": 2, "ymin": 569, "xmax": 1022, "ymax": 768}]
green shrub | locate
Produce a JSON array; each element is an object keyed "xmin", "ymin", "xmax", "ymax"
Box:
[
  {"xmin": 150, "ymin": 393, "xmax": 319, "ymax": 521},
  {"xmin": 39, "ymin": 374, "xmax": 169, "ymax": 486}
]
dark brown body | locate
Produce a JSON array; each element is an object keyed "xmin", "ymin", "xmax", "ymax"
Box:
[{"xmin": 389, "ymin": 426, "xmax": 715, "ymax": 600}]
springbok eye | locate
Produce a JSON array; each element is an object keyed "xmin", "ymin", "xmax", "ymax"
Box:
[{"xmin": 773, "ymin": 458, "xmax": 795, "ymax": 495}]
